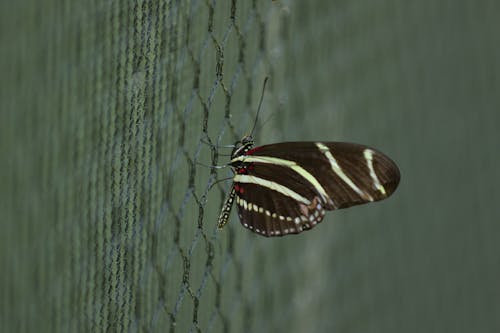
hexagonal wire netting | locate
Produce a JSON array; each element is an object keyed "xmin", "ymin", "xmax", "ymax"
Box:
[
  {"xmin": 3, "ymin": 1, "xmax": 500, "ymax": 332},
  {"xmin": 2, "ymin": 0, "xmax": 283, "ymax": 331}
]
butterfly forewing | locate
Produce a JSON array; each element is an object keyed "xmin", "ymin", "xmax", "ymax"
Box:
[
  {"xmin": 243, "ymin": 142, "xmax": 399, "ymax": 207},
  {"xmin": 226, "ymin": 141, "xmax": 400, "ymax": 237}
]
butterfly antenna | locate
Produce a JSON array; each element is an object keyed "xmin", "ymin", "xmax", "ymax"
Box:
[{"xmin": 250, "ymin": 76, "xmax": 269, "ymax": 137}]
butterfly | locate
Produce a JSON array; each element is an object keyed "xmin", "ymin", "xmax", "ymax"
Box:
[
  {"xmin": 216, "ymin": 136, "xmax": 400, "ymax": 237},
  {"xmin": 215, "ymin": 79, "xmax": 400, "ymax": 237}
]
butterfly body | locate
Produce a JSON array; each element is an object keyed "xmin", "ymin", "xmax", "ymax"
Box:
[{"xmin": 217, "ymin": 135, "xmax": 400, "ymax": 237}]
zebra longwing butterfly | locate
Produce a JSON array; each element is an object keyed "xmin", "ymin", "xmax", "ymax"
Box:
[
  {"xmin": 217, "ymin": 136, "xmax": 400, "ymax": 237},
  {"xmin": 216, "ymin": 78, "xmax": 400, "ymax": 237}
]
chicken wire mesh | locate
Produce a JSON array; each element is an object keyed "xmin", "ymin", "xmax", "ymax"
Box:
[
  {"xmin": 2, "ymin": 0, "xmax": 282, "ymax": 331},
  {"xmin": 2, "ymin": 0, "xmax": 500, "ymax": 332}
]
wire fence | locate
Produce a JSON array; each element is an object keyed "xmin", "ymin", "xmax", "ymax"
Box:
[
  {"xmin": 3, "ymin": 0, "xmax": 500, "ymax": 332},
  {"xmin": 2, "ymin": 0, "xmax": 282, "ymax": 331}
]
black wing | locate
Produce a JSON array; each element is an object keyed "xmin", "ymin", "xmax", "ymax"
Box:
[{"xmin": 231, "ymin": 141, "xmax": 400, "ymax": 237}]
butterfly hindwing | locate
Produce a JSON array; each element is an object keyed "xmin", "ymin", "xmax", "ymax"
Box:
[{"xmin": 234, "ymin": 182, "xmax": 326, "ymax": 237}]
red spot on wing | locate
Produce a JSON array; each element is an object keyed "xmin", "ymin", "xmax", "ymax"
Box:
[
  {"xmin": 237, "ymin": 168, "xmax": 246, "ymax": 174},
  {"xmin": 245, "ymin": 146, "xmax": 263, "ymax": 155},
  {"xmin": 234, "ymin": 183, "xmax": 244, "ymax": 194}
]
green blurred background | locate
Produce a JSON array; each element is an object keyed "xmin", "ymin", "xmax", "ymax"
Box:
[{"xmin": 2, "ymin": 0, "xmax": 499, "ymax": 332}]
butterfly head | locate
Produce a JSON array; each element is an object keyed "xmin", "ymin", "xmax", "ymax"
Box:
[{"xmin": 231, "ymin": 135, "xmax": 255, "ymax": 159}]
